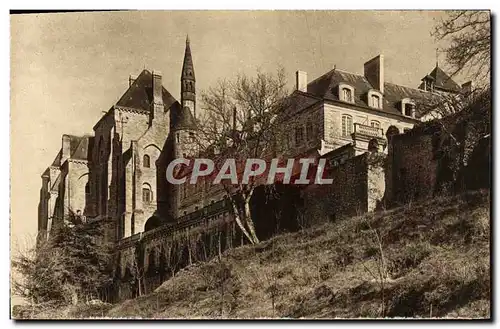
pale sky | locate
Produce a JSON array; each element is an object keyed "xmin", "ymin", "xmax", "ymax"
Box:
[{"xmin": 10, "ymin": 10, "xmax": 453, "ymax": 250}]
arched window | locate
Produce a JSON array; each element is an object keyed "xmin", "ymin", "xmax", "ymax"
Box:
[
  {"xmin": 371, "ymin": 120, "xmax": 380, "ymax": 129},
  {"xmin": 341, "ymin": 114, "xmax": 353, "ymax": 137},
  {"xmin": 368, "ymin": 90, "xmax": 383, "ymax": 109},
  {"xmin": 143, "ymin": 155, "xmax": 150, "ymax": 168},
  {"xmin": 338, "ymin": 84, "xmax": 355, "ymax": 103},
  {"xmin": 386, "ymin": 125, "xmax": 400, "ymax": 140},
  {"xmin": 368, "ymin": 138, "xmax": 379, "ymax": 153},
  {"xmin": 342, "ymin": 88, "xmax": 353, "ymax": 103},
  {"xmin": 404, "ymin": 103, "xmax": 415, "ymax": 117},
  {"xmin": 142, "ymin": 183, "xmax": 153, "ymax": 203}
]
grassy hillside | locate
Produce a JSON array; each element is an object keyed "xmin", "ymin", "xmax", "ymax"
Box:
[{"xmin": 17, "ymin": 190, "xmax": 490, "ymax": 319}]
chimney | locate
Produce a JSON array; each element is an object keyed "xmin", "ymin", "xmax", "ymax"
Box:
[
  {"xmin": 129, "ymin": 75, "xmax": 136, "ymax": 87},
  {"xmin": 296, "ymin": 70, "xmax": 307, "ymax": 92},
  {"xmin": 61, "ymin": 135, "xmax": 71, "ymax": 165},
  {"xmin": 152, "ymin": 71, "xmax": 163, "ymax": 105},
  {"xmin": 461, "ymin": 81, "xmax": 474, "ymax": 97},
  {"xmin": 151, "ymin": 71, "xmax": 163, "ymax": 122},
  {"xmin": 364, "ymin": 55, "xmax": 384, "ymax": 93}
]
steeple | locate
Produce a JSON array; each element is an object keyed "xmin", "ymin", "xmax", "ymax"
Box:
[{"xmin": 181, "ymin": 35, "xmax": 196, "ymax": 118}]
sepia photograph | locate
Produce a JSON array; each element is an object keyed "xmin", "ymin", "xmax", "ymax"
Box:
[{"xmin": 9, "ymin": 10, "xmax": 491, "ymax": 320}]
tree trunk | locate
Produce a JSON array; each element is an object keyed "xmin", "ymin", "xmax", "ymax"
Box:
[
  {"xmin": 230, "ymin": 200, "xmax": 254, "ymax": 244},
  {"xmin": 243, "ymin": 199, "xmax": 259, "ymax": 244}
]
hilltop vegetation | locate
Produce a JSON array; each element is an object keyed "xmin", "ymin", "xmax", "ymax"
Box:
[{"xmin": 14, "ymin": 190, "xmax": 490, "ymax": 319}]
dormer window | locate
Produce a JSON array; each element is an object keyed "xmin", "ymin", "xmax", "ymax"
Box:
[
  {"xmin": 338, "ymin": 83, "xmax": 355, "ymax": 103},
  {"xmin": 401, "ymin": 98, "xmax": 416, "ymax": 118},
  {"xmin": 367, "ymin": 90, "xmax": 383, "ymax": 109},
  {"xmin": 424, "ymin": 79, "xmax": 434, "ymax": 92}
]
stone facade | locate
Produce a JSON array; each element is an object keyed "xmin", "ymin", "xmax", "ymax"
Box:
[
  {"xmin": 301, "ymin": 149, "xmax": 386, "ymax": 225},
  {"xmin": 37, "ymin": 41, "xmax": 474, "ymax": 299}
]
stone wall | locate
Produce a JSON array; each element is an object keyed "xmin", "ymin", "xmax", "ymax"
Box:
[
  {"xmin": 385, "ymin": 129, "xmax": 439, "ymax": 205},
  {"xmin": 385, "ymin": 99, "xmax": 491, "ymax": 205},
  {"xmin": 111, "ymin": 199, "xmax": 241, "ymax": 300},
  {"xmin": 301, "ymin": 151, "xmax": 386, "ymax": 225}
]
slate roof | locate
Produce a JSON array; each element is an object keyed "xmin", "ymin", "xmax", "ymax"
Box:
[
  {"xmin": 116, "ymin": 69, "xmax": 178, "ymax": 112},
  {"xmin": 69, "ymin": 135, "xmax": 92, "ymax": 161},
  {"xmin": 172, "ymin": 105, "xmax": 197, "ymax": 131},
  {"xmin": 418, "ymin": 65, "xmax": 461, "ymax": 92},
  {"xmin": 305, "ymin": 68, "xmax": 441, "ymax": 118},
  {"xmin": 50, "ymin": 150, "xmax": 62, "ymax": 167},
  {"xmin": 181, "ymin": 35, "xmax": 195, "ymax": 81},
  {"xmin": 50, "ymin": 173, "xmax": 61, "ymax": 192}
]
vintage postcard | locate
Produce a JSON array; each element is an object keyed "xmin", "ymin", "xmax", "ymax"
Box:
[{"xmin": 10, "ymin": 10, "xmax": 491, "ymax": 320}]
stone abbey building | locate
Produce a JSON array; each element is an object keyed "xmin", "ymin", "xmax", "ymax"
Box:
[{"xmin": 37, "ymin": 36, "xmax": 469, "ymax": 297}]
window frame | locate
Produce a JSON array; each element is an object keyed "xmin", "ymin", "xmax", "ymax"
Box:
[
  {"xmin": 142, "ymin": 183, "xmax": 153, "ymax": 203},
  {"xmin": 370, "ymin": 120, "xmax": 381, "ymax": 129},
  {"xmin": 306, "ymin": 121, "xmax": 314, "ymax": 141},
  {"xmin": 143, "ymin": 154, "xmax": 151, "ymax": 168},
  {"xmin": 338, "ymin": 83, "xmax": 355, "ymax": 103},
  {"xmin": 295, "ymin": 125, "xmax": 304, "ymax": 146},
  {"xmin": 341, "ymin": 114, "xmax": 353, "ymax": 138},
  {"xmin": 401, "ymin": 98, "xmax": 416, "ymax": 118},
  {"xmin": 367, "ymin": 90, "xmax": 384, "ymax": 109}
]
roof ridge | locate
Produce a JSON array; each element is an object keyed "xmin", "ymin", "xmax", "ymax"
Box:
[
  {"xmin": 384, "ymin": 81, "xmax": 429, "ymax": 93},
  {"xmin": 306, "ymin": 68, "xmax": 337, "ymax": 87}
]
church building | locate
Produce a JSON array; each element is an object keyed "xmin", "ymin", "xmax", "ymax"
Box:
[{"xmin": 38, "ymin": 37, "xmax": 467, "ymax": 244}]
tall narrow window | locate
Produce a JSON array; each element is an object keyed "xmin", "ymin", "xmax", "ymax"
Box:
[
  {"xmin": 143, "ymin": 155, "xmax": 150, "ymax": 168},
  {"xmin": 371, "ymin": 120, "xmax": 380, "ymax": 129},
  {"xmin": 142, "ymin": 188, "xmax": 151, "ymax": 203},
  {"xmin": 188, "ymin": 132, "xmax": 195, "ymax": 143},
  {"xmin": 295, "ymin": 126, "xmax": 304, "ymax": 146},
  {"xmin": 371, "ymin": 94, "xmax": 381, "ymax": 109},
  {"xmin": 341, "ymin": 115, "xmax": 353, "ymax": 137},
  {"xmin": 342, "ymin": 88, "xmax": 353, "ymax": 103},
  {"xmin": 404, "ymin": 103, "xmax": 415, "ymax": 117},
  {"xmin": 306, "ymin": 121, "xmax": 314, "ymax": 141}
]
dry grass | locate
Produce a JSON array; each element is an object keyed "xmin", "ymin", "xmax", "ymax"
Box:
[{"xmin": 15, "ymin": 190, "xmax": 491, "ymax": 319}]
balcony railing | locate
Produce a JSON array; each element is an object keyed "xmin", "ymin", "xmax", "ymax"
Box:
[{"xmin": 353, "ymin": 123, "xmax": 384, "ymax": 138}]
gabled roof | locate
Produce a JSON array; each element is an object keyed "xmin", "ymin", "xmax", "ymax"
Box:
[
  {"xmin": 50, "ymin": 173, "xmax": 61, "ymax": 192},
  {"xmin": 305, "ymin": 69, "xmax": 436, "ymax": 118},
  {"xmin": 50, "ymin": 150, "xmax": 62, "ymax": 167},
  {"xmin": 68, "ymin": 135, "xmax": 92, "ymax": 161},
  {"xmin": 116, "ymin": 69, "xmax": 178, "ymax": 111},
  {"xmin": 419, "ymin": 65, "xmax": 461, "ymax": 92}
]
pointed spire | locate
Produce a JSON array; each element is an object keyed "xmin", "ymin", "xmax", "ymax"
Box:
[
  {"xmin": 435, "ymin": 48, "xmax": 439, "ymax": 68},
  {"xmin": 181, "ymin": 34, "xmax": 195, "ymax": 81}
]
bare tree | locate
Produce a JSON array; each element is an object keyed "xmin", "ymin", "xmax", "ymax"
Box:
[
  {"xmin": 193, "ymin": 68, "xmax": 290, "ymax": 245},
  {"xmin": 433, "ymin": 10, "xmax": 491, "ymax": 85}
]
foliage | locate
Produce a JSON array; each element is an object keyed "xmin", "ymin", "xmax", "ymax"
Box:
[{"xmin": 12, "ymin": 212, "xmax": 114, "ymax": 306}]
